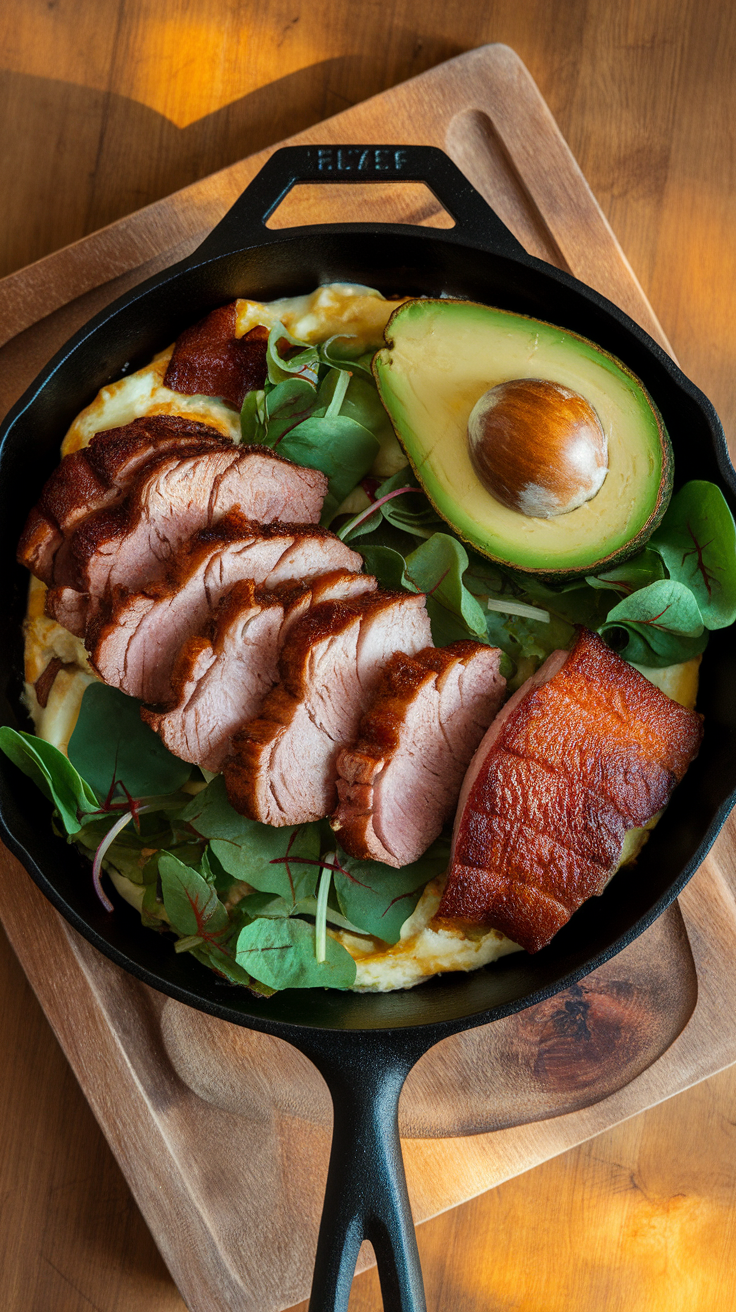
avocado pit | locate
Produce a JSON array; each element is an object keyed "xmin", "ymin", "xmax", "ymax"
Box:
[{"xmin": 467, "ymin": 378, "xmax": 608, "ymax": 519}]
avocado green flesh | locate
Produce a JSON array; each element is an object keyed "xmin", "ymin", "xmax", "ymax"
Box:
[{"xmin": 373, "ymin": 299, "xmax": 673, "ymax": 575}]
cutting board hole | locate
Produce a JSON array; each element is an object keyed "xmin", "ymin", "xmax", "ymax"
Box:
[{"xmin": 265, "ymin": 181, "xmax": 456, "ymax": 229}]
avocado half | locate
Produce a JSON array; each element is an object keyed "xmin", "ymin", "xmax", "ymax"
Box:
[{"xmin": 373, "ymin": 299, "xmax": 674, "ymax": 577}]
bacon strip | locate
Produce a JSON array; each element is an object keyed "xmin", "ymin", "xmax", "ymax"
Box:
[
  {"xmin": 439, "ymin": 628, "xmax": 703, "ymax": 952},
  {"xmin": 163, "ymin": 306, "xmax": 269, "ymax": 409}
]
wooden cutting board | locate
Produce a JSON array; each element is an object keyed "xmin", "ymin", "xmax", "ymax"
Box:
[{"xmin": 1, "ymin": 42, "xmax": 735, "ymax": 1312}]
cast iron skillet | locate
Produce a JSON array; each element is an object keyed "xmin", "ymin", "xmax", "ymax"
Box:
[{"xmin": 1, "ymin": 145, "xmax": 735, "ymax": 1311}]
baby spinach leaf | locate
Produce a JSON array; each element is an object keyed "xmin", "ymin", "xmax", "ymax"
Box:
[
  {"xmin": 159, "ymin": 851, "xmax": 229, "ymax": 940},
  {"xmin": 603, "ymin": 624, "xmax": 708, "ymax": 667},
  {"xmin": 266, "ymin": 322, "xmax": 320, "ymax": 386},
  {"xmin": 237, "ymin": 890, "xmax": 294, "ymax": 919},
  {"xmin": 181, "ymin": 778, "xmax": 322, "ymax": 902},
  {"xmin": 212, "ymin": 821, "xmax": 321, "ymax": 903},
  {"xmin": 331, "ymin": 371, "xmax": 397, "ymax": 446},
  {"xmin": 649, "ymin": 480, "xmax": 736, "ymax": 628},
  {"xmin": 193, "ymin": 941, "xmax": 256, "ymax": 987},
  {"xmin": 375, "ymin": 470, "xmax": 444, "ymax": 539},
  {"xmin": 602, "ymin": 579, "xmax": 704, "ymax": 637},
  {"xmin": 358, "ymin": 544, "xmax": 409, "ymax": 591},
  {"xmin": 404, "ymin": 533, "xmax": 488, "ymax": 644},
  {"xmin": 586, "ymin": 549, "xmax": 666, "ymax": 596},
  {"xmin": 599, "ymin": 578, "xmax": 708, "ymax": 666},
  {"xmin": 263, "ymin": 377, "xmax": 320, "ymax": 445},
  {"xmin": 274, "ymin": 415, "xmax": 379, "ymax": 524},
  {"xmin": 179, "ymin": 774, "xmax": 246, "ymax": 838},
  {"xmin": 318, "ymin": 334, "xmax": 374, "ymax": 377},
  {"xmin": 68, "ymin": 683, "xmax": 192, "ymax": 800},
  {"xmin": 333, "ymin": 840, "xmax": 450, "ymax": 944},
  {"xmin": 0, "ymin": 727, "xmax": 98, "ymax": 834},
  {"xmin": 240, "ymin": 388, "xmax": 267, "ymax": 443},
  {"xmin": 201, "ymin": 845, "xmax": 238, "ymax": 896},
  {"xmin": 235, "ymin": 915, "xmax": 356, "ymax": 990}
]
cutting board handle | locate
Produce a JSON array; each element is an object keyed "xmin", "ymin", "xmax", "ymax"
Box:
[
  {"xmin": 294, "ymin": 1029, "xmax": 431, "ymax": 1312},
  {"xmin": 194, "ymin": 143, "xmax": 527, "ymax": 261}
]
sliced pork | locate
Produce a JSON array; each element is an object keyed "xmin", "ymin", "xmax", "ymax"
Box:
[
  {"xmin": 224, "ymin": 591, "xmax": 433, "ymax": 826},
  {"xmin": 63, "ymin": 442, "xmax": 327, "ymax": 601},
  {"xmin": 332, "ymin": 641, "xmax": 506, "ymax": 868},
  {"xmin": 17, "ymin": 415, "xmax": 232, "ymax": 584},
  {"xmin": 142, "ymin": 569, "xmax": 377, "ymax": 772},
  {"xmin": 163, "ymin": 305, "xmax": 268, "ymax": 409},
  {"xmin": 439, "ymin": 628, "xmax": 704, "ymax": 953},
  {"xmin": 83, "ymin": 513, "xmax": 363, "ymax": 703}
]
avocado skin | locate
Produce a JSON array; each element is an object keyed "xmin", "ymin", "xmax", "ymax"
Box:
[{"xmin": 373, "ymin": 299, "xmax": 674, "ymax": 580}]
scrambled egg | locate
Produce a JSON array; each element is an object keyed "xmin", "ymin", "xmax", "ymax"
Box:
[{"xmin": 23, "ymin": 285, "xmax": 701, "ymax": 992}]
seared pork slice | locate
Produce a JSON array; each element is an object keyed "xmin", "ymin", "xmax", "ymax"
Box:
[
  {"xmin": 85, "ymin": 514, "xmax": 363, "ymax": 703},
  {"xmin": 224, "ymin": 591, "xmax": 432, "ymax": 826},
  {"xmin": 332, "ymin": 642, "xmax": 506, "ymax": 867},
  {"xmin": 18, "ymin": 416, "xmax": 231, "ymax": 584},
  {"xmin": 142, "ymin": 570, "xmax": 377, "ymax": 771},
  {"xmin": 66, "ymin": 442, "xmax": 328, "ymax": 599},
  {"xmin": 163, "ymin": 305, "xmax": 268, "ymax": 409},
  {"xmin": 45, "ymin": 586, "xmax": 89, "ymax": 638},
  {"xmin": 439, "ymin": 628, "xmax": 703, "ymax": 953}
]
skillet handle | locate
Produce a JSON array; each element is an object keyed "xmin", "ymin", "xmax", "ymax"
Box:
[
  {"xmin": 297, "ymin": 1031, "xmax": 429, "ymax": 1312},
  {"xmin": 194, "ymin": 143, "xmax": 526, "ymax": 261}
]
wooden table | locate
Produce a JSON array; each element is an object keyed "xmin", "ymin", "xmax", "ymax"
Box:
[{"xmin": 2, "ymin": 4, "xmax": 736, "ymax": 1309}]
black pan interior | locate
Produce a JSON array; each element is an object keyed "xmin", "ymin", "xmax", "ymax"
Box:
[{"xmin": 1, "ymin": 225, "xmax": 735, "ymax": 1040}]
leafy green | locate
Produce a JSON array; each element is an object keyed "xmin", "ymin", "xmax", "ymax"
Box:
[
  {"xmin": 586, "ymin": 549, "xmax": 666, "ymax": 596},
  {"xmin": 351, "ymin": 470, "xmax": 441, "ymax": 540},
  {"xmin": 649, "ymin": 480, "xmax": 736, "ymax": 628},
  {"xmin": 262, "ymin": 377, "xmax": 319, "ymax": 444},
  {"xmin": 235, "ymin": 915, "xmax": 356, "ymax": 990},
  {"xmin": 0, "ymin": 727, "xmax": 99, "ymax": 834},
  {"xmin": 271, "ymin": 415, "xmax": 379, "ymax": 524},
  {"xmin": 266, "ymin": 322, "xmax": 320, "ymax": 386},
  {"xmin": 599, "ymin": 578, "xmax": 708, "ymax": 666},
  {"xmin": 158, "ymin": 851, "xmax": 229, "ymax": 940},
  {"xmin": 68, "ymin": 683, "xmax": 192, "ymax": 799},
  {"xmin": 333, "ymin": 840, "xmax": 449, "ymax": 943},
  {"xmin": 318, "ymin": 333, "xmax": 374, "ymax": 377},
  {"xmin": 180, "ymin": 777, "xmax": 321, "ymax": 902},
  {"xmin": 358, "ymin": 544, "xmax": 409, "ymax": 591},
  {"xmin": 404, "ymin": 533, "xmax": 488, "ymax": 644},
  {"xmin": 240, "ymin": 388, "xmax": 267, "ymax": 442}
]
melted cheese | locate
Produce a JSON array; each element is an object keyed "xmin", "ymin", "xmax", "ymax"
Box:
[
  {"xmin": 235, "ymin": 283, "xmax": 405, "ymax": 350},
  {"xmin": 62, "ymin": 347, "xmax": 240, "ymax": 457}
]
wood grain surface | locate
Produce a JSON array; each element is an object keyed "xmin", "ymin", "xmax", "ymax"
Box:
[{"xmin": 1, "ymin": 3, "xmax": 736, "ymax": 1310}]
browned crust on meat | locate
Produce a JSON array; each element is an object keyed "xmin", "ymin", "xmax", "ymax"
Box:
[
  {"xmin": 333, "ymin": 642, "xmax": 501, "ymax": 863},
  {"xmin": 65, "ymin": 440, "xmax": 243, "ymax": 591},
  {"xmin": 17, "ymin": 416, "xmax": 230, "ymax": 583},
  {"xmin": 276, "ymin": 590, "xmax": 414, "ymax": 699},
  {"xmin": 438, "ymin": 628, "xmax": 704, "ymax": 952},
  {"xmin": 224, "ymin": 591, "xmax": 420, "ymax": 820},
  {"xmin": 337, "ymin": 641, "xmax": 490, "ymax": 772},
  {"xmin": 163, "ymin": 305, "xmax": 269, "ymax": 408}
]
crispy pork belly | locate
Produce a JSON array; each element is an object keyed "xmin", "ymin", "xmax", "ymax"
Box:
[
  {"xmin": 224, "ymin": 591, "xmax": 432, "ymax": 826},
  {"xmin": 163, "ymin": 305, "xmax": 268, "ymax": 409},
  {"xmin": 332, "ymin": 641, "xmax": 506, "ymax": 867},
  {"xmin": 142, "ymin": 570, "xmax": 377, "ymax": 772},
  {"xmin": 439, "ymin": 628, "xmax": 703, "ymax": 953},
  {"xmin": 17, "ymin": 415, "xmax": 231, "ymax": 584},
  {"xmin": 63, "ymin": 442, "xmax": 327, "ymax": 601},
  {"xmin": 84, "ymin": 513, "xmax": 363, "ymax": 703}
]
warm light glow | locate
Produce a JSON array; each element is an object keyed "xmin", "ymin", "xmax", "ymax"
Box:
[{"xmin": 0, "ymin": 2, "xmax": 344, "ymax": 127}]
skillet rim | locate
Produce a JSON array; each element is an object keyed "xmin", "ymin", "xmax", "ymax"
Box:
[{"xmin": 1, "ymin": 161, "xmax": 735, "ymax": 1044}]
